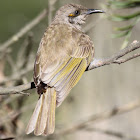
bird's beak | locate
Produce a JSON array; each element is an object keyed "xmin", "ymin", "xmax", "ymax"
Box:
[{"xmin": 86, "ymin": 9, "xmax": 105, "ymax": 15}]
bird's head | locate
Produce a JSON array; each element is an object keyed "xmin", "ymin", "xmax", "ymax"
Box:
[{"xmin": 53, "ymin": 4, "xmax": 104, "ymax": 29}]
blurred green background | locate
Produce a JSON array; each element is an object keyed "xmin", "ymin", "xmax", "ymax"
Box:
[{"xmin": 0, "ymin": 0, "xmax": 140, "ymax": 140}]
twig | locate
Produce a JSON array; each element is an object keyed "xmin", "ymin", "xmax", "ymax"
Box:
[
  {"xmin": 18, "ymin": 91, "xmax": 30, "ymax": 96},
  {"xmin": 48, "ymin": 0, "xmax": 58, "ymax": 25},
  {"xmin": 113, "ymin": 53, "xmax": 140, "ymax": 64},
  {"xmin": 0, "ymin": 9, "xmax": 47, "ymax": 52},
  {"xmin": 0, "ymin": 65, "xmax": 33, "ymax": 85},
  {"xmin": 16, "ymin": 32, "xmax": 33, "ymax": 70},
  {"xmin": 0, "ymin": 48, "xmax": 11, "ymax": 60},
  {"xmin": 85, "ymin": 127, "xmax": 140, "ymax": 140},
  {"xmin": 6, "ymin": 55, "xmax": 18, "ymax": 74},
  {"xmin": 0, "ymin": 102, "xmax": 36, "ymax": 126},
  {"xmin": 0, "ymin": 82, "xmax": 35, "ymax": 95},
  {"xmin": 87, "ymin": 40, "xmax": 140, "ymax": 71},
  {"xmin": 55, "ymin": 99, "xmax": 140, "ymax": 136}
]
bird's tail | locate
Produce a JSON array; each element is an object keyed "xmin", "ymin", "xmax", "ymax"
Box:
[{"xmin": 26, "ymin": 88, "xmax": 56, "ymax": 136}]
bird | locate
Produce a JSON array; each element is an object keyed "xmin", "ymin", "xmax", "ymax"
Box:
[{"xmin": 26, "ymin": 3, "xmax": 104, "ymax": 136}]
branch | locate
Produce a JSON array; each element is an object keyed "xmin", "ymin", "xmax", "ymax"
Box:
[
  {"xmin": 0, "ymin": 65, "xmax": 33, "ymax": 85},
  {"xmin": 0, "ymin": 101, "xmax": 36, "ymax": 125},
  {"xmin": 0, "ymin": 40, "xmax": 140, "ymax": 94},
  {"xmin": 48, "ymin": 0, "xmax": 58, "ymax": 25},
  {"xmin": 113, "ymin": 53, "xmax": 140, "ymax": 64},
  {"xmin": 55, "ymin": 99, "xmax": 140, "ymax": 136},
  {"xmin": 0, "ymin": 82, "xmax": 35, "ymax": 95},
  {"xmin": 87, "ymin": 40, "xmax": 140, "ymax": 71},
  {"xmin": 0, "ymin": 9, "xmax": 47, "ymax": 52},
  {"xmin": 85, "ymin": 127, "xmax": 140, "ymax": 140}
]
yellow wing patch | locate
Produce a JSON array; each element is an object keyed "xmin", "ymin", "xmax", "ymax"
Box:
[
  {"xmin": 48, "ymin": 57, "xmax": 83, "ymax": 86},
  {"xmin": 56, "ymin": 58, "xmax": 87, "ymax": 107},
  {"xmin": 40, "ymin": 57, "xmax": 87, "ymax": 107}
]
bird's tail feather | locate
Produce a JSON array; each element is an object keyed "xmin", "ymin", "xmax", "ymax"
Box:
[{"xmin": 26, "ymin": 88, "xmax": 56, "ymax": 136}]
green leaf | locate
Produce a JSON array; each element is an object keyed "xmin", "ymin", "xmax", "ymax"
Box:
[
  {"xmin": 121, "ymin": 31, "xmax": 132, "ymax": 49},
  {"xmin": 110, "ymin": 11, "xmax": 140, "ymax": 21},
  {"xmin": 109, "ymin": 0, "xmax": 140, "ymax": 9},
  {"xmin": 115, "ymin": 25, "xmax": 133, "ymax": 31},
  {"xmin": 112, "ymin": 31, "xmax": 129, "ymax": 38}
]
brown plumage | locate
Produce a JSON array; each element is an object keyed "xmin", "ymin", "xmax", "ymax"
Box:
[{"xmin": 26, "ymin": 4, "xmax": 104, "ymax": 136}]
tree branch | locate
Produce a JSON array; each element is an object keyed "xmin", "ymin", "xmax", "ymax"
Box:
[
  {"xmin": 55, "ymin": 99, "xmax": 140, "ymax": 136},
  {"xmin": 85, "ymin": 127, "xmax": 140, "ymax": 140},
  {"xmin": 0, "ymin": 9, "xmax": 47, "ymax": 52},
  {"xmin": 0, "ymin": 82, "xmax": 35, "ymax": 95},
  {"xmin": 0, "ymin": 65, "xmax": 33, "ymax": 85},
  {"xmin": 0, "ymin": 40, "xmax": 139, "ymax": 95},
  {"xmin": 113, "ymin": 53, "xmax": 140, "ymax": 64},
  {"xmin": 87, "ymin": 40, "xmax": 140, "ymax": 71}
]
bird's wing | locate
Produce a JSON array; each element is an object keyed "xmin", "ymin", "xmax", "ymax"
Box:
[{"xmin": 34, "ymin": 25, "xmax": 94, "ymax": 107}]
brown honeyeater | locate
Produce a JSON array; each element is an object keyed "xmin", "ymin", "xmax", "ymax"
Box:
[{"xmin": 26, "ymin": 4, "xmax": 104, "ymax": 136}]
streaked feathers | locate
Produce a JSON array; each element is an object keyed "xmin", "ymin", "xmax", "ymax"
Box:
[{"xmin": 26, "ymin": 23, "xmax": 94, "ymax": 136}]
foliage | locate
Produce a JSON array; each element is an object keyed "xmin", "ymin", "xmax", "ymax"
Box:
[{"xmin": 107, "ymin": 0, "xmax": 140, "ymax": 48}]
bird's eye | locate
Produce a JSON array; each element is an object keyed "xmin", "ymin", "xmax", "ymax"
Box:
[
  {"xmin": 69, "ymin": 10, "xmax": 80, "ymax": 17},
  {"xmin": 75, "ymin": 10, "xmax": 80, "ymax": 16}
]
